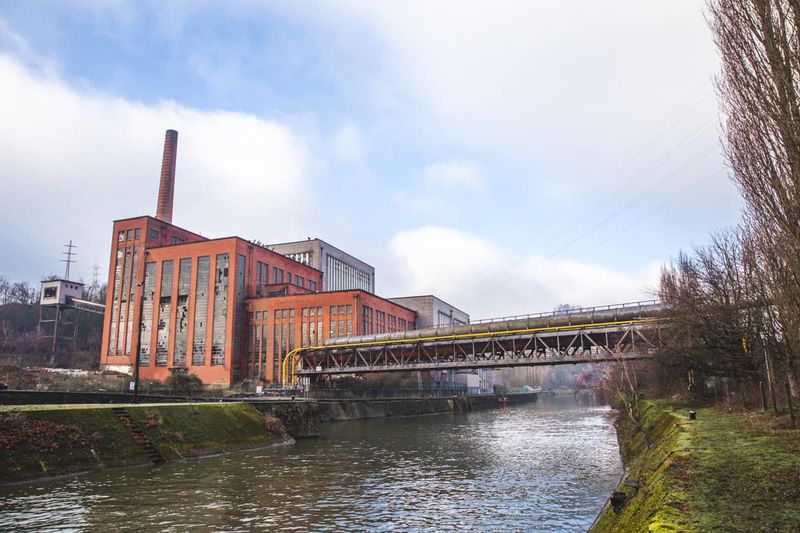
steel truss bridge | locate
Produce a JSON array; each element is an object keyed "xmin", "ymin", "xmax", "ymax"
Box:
[{"xmin": 281, "ymin": 300, "xmax": 666, "ymax": 384}]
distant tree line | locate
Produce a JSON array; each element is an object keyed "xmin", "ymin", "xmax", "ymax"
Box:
[
  {"xmin": 0, "ymin": 274, "xmax": 106, "ymax": 363},
  {"xmin": 648, "ymin": 0, "xmax": 800, "ymax": 410}
]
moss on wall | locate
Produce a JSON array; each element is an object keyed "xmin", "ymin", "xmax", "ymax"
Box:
[
  {"xmin": 592, "ymin": 400, "xmax": 800, "ymax": 532},
  {"xmin": 590, "ymin": 401, "xmax": 694, "ymax": 533},
  {"xmin": 0, "ymin": 402, "xmax": 289, "ymax": 483}
]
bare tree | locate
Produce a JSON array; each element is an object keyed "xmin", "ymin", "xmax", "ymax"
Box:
[{"xmin": 709, "ymin": 0, "xmax": 800, "ymax": 396}]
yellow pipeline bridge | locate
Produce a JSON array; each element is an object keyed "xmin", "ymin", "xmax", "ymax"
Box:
[{"xmin": 281, "ymin": 300, "xmax": 666, "ymax": 385}]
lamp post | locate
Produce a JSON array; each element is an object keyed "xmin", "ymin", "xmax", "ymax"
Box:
[{"xmin": 133, "ymin": 251, "xmax": 148, "ymax": 403}]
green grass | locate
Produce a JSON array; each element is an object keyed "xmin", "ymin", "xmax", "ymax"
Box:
[
  {"xmin": 591, "ymin": 401, "xmax": 800, "ymax": 533},
  {"xmin": 688, "ymin": 407, "xmax": 800, "ymax": 532},
  {"xmin": 0, "ymin": 402, "xmax": 206, "ymax": 411}
]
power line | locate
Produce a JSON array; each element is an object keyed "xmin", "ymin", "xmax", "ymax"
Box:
[
  {"xmin": 61, "ymin": 240, "xmax": 77, "ymax": 281},
  {"xmin": 455, "ymin": 93, "xmax": 716, "ymax": 298},
  {"xmin": 463, "ymin": 145, "xmax": 720, "ymax": 302}
]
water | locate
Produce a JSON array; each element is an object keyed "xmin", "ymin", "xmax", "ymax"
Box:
[{"xmin": 0, "ymin": 395, "xmax": 622, "ymax": 532}]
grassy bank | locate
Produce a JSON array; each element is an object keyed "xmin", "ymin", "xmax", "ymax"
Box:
[
  {"xmin": 0, "ymin": 403, "xmax": 289, "ymax": 483},
  {"xmin": 591, "ymin": 401, "xmax": 800, "ymax": 532}
]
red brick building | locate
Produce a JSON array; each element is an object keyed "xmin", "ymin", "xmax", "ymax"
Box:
[
  {"xmin": 246, "ymin": 291, "xmax": 415, "ymax": 384},
  {"xmin": 100, "ymin": 216, "xmax": 324, "ymax": 387},
  {"xmin": 99, "ymin": 130, "xmax": 417, "ymax": 387}
]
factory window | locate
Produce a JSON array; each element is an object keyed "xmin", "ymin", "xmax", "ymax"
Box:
[
  {"xmin": 232, "ymin": 254, "xmax": 246, "ymax": 377},
  {"xmin": 138, "ymin": 262, "xmax": 157, "ymax": 366},
  {"xmin": 211, "ymin": 253, "xmax": 229, "ymax": 365},
  {"xmin": 173, "ymin": 258, "xmax": 192, "ymax": 366},
  {"xmin": 260, "ymin": 322, "xmax": 267, "ymax": 380},
  {"xmin": 308, "ymin": 280, "xmax": 317, "ymax": 292},
  {"xmin": 256, "ymin": 261, "xmax": 269, "ymax": 296},
  {"xmin": 329, "ymin": 320, "xmax": 335, "ymax": 338},
  {"xmin": 256, "ymin": 311, "xmax": 262, "ymax": 320},
  {"xmin": 287, "ymin": 272, "xmax": 292, "ymax": 284},
  {"xmin": 288, "ymin": 251, "xmax": 312, "ymax": 266},
  {"xmin": 192, "ymin": 256, "xmax": 210, "ymax": 365},
  {"xmin": 310, "ymin": 307, "xmax": 316, "ymax": 317},
  {"xmin": 44, "ymin": 287, "xmax": 56, "ymax": 299},
  {"xmin": 108, "ymin": 249, "xmax": 123, "ymax": 356},
  {"xmin": 118, "ymin": 247, "xmax": 132, "ymax": 355},
  {"xmin": 296, "ymin": 275, "xmax": 304, "ymax": 287},
  {"xmin": 346, "ymin": 304, "xmax": 352, "ymax": 314},
  {"xmin": 149, "ymin": 229, "xmax": 159, "ymax": 242},
  {"xmin": 362, "ymin": 305, "xmax": 373, "ymax": 335},
  {"xmin": 126, "ymin": 229, "xmax": 133, "ymax": 241},
  {"xmin": 273, "ymin": 323, "xmax": 280, "ymax": 378},
  {"xmin": 249, "ymin": 322, "xmax": 258, "ymax": 379},
  {"xmin": 124, "ymin": 246, "xmax": 140, "ymax": 355},
  {"xmin": 118, "ymin": 231, "xmax": 125, "ymax": 242},
  {"xmin": 155, "ymin": 260, "xmax": 174, "ymax": 366},
  {"xmin": 134, "ymin": 228, "xmax": 141, "ymax": 240},
  {"xmin": 272, "ymin": 267, "xmax": 284, "ymax": 284},
  {"xmin": 171, "ymin": 236, "xmax": 178, "ymax": 245},
  {"xmin": 330, "ymin": 306, "xmax": 337, "ymax": 315}
]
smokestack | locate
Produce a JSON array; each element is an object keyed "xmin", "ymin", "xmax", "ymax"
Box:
[{"xmin": 156, "ymin": 129, "xmax": 178, "ymax": 224}]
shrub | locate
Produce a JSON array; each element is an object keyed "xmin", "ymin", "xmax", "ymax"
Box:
[{"xmin": 164, "ymin": 372, "xmax": 204, "ymax": 394}]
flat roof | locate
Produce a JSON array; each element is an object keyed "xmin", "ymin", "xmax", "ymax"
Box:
[
  {"xmin": 246, "ymin": 288, "xmax": 416, "ymax": 314},
  {"xmin": 112, "ymin": 215, "xmax": 206, "ymax": 241},
  {"xmin": 387, "ymin": 294, "xmax": 469, "ymax": 315},
  {"xmin": 115, "ymin": 216, "xmax": 322, "ymax": 274},
  {"xmin": 41, "ymin": 278, "xmax": 84, "ymax": 285},
  {"xmin": 269, "ymin": 238, "xmax": 375, "ymax": 270}
]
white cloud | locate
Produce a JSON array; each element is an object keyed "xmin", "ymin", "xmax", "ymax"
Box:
[
  {"xmin": 392, "ymin": 158, "xmax": 483, "ymax": 216},
  {"xmin": 382, "ymin": 226, "xmax": 660, "ymax": 318},
  {"xmin": 299, "ymin": 1, "xmax": 727, "ymax": 200},
  {"xmin": 423, "ymin": 160, "xmax": 483, "ymax": 191},
  {"xmin": 0, "ymin": 53, "xmax": 314, "ymax": 282},
  {"xmin": 330, "ymin": 122, "xmax": 367, "ymax": 166}
]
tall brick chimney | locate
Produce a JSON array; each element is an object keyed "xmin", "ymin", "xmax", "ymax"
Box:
[{"xmin": 156, "ymin": 129, "xmax": 178, "ymax": 224}]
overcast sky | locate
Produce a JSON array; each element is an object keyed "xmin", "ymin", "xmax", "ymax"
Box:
[{"xmin": 0, "ymin": 1, "xmax": 739, "ymax": 318}]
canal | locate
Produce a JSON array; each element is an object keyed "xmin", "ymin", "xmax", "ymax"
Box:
[{"xmin": 0, "ymin": 395, "xmax": 622, "ymax": 532}]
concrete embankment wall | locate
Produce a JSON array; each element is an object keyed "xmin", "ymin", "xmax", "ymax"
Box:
[
  {"xmin": 0, "ymin": 390, "xmax": 205, "ymax": 405},
  {"xmin": 317, "ymin": 396, "xmax": 470, "ymax": 421},
  {"xmin": 0, "ymin": 393, "xmax": 539, "ymax": 483},
  {"xmin": 0, "ymin": 402, "xmax": 292, "ymax": 484},
  {"xmin": 589, "ymin": 402, "xmax": 693, "ymax": 532},
  {"xmin": 315, "ymin": 392, "xmax": 538, "ymax": 421}
]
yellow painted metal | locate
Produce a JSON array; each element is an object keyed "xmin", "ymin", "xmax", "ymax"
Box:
[{"xmin": 280, "ymin": 317, "xmax": 662, "ymax": 385}]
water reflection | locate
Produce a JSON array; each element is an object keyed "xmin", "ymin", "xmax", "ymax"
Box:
[{"xmin": 0, "ymin": 394, "xmax": 621, "ymax": 532}]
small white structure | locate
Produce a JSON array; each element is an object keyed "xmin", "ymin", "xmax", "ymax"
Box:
[{"xmin": 39, "ymin": 279, "xmax": 84, "ymax": 306}]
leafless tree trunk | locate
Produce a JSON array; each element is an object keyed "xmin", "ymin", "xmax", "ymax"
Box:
[{"xmin": 709, "ymin": 0, "xmax": 800, "ymax": 397}]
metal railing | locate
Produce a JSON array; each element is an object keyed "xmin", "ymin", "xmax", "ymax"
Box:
[
  {"xmin": 308, "ymin": 387, "xmax": 466, "ymax": 400},
  {"xmin": 469, "ymin": 299, "xmax": 662, "ymax": 325}
]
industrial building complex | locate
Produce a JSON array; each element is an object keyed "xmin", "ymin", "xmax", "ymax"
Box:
[{"xmin": 100, "ymin": 130, "xmax": 468, "ymax": 388}]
